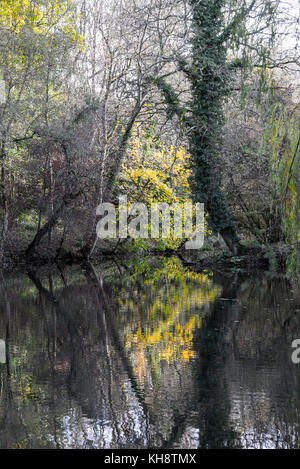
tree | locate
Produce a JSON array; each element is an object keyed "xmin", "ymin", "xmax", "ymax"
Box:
[
  {"xmin": 1, "ymin": 0, "xmax": 299, "ymax": 260},
  {"xmin": 0, "ymin": 0, "xmax": 81, "ymax": 259},
  {"xmin": 76, "ymin": 0, "xmax": 189, "ymax": 258},
  {"xmin": 149, "ymin": 0, "xmax": 299, "ymax": 253}
]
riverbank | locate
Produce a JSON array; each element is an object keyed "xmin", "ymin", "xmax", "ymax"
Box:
[{"xmin": 1, "ymin": 239, "xmax": 298, "ymax": 280}]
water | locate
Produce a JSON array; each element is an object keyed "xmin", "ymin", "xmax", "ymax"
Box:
[{"xmin": 0, "ymin": 257, "xmax": 299, "ymax": 449}]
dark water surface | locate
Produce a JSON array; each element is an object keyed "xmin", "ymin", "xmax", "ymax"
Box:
[{"xmin": 0, "ymin": 257, "xmax": 299, "ymax": 449}]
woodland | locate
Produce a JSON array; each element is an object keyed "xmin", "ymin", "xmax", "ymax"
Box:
[{"xmin": 0, "ymin": 0, "xmax": 299, "ymax": 274}]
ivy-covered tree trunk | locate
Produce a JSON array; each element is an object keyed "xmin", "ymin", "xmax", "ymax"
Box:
[{"xmin": 188, "ymin": 0, "xmax": 240, "ymax": 254}]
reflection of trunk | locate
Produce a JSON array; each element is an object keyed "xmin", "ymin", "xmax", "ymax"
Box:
[
  {"xmin": 27, "ymin": 264, "xmax": 150, "ymax": 444},
  {"xmin": 194, "ymin": 275, "xmax": 242, "ymax": 448},
  {"xmin": 83, "ymin": 262, "xmax": 150, "ymax": 423},
  {"xmin": 4, "ymin": 291, "xmax": 11, "ymax": 389},
  {"xmin": 85, "ymin": 263, "xmax": 122, "ymax": 441},
  {"xmin": 161, "ymin": 274, "xmax": 242, "ymax": 449},
  {"xmin": 0, "ymin": 288, "xmax": 33, "ymax": 446},
  {"xmin": 27, "ymin": 270, "xmax": 59, "ymax": 305},
  {"xmin": 26, "ymin": 271, "xmax": 61, "ymax": 447},
  {"xmin": 1, "ymin": 293, "xmax": 14, "ymax": 440}
]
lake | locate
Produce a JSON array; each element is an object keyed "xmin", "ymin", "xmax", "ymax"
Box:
[{"xmin": 0, "ymin": 257, "xmax": 299, "ymax": 449}]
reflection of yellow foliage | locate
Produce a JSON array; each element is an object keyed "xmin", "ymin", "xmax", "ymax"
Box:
[
  {"xmin": 129, "ymin": 311, "xmax": 204, "ymax": 367},
  {"xmin": 132, "ymin": 257, "xmax": 215, "ymax": 288},
  {"xmin": 119, "ymin": 260, "xmax": 221, "ymax": 383},
  {"xmin": 138, "ymin": 316, "xmax": 203, "ymax": 364},
  {"xmin": 12, "ymin": 374, "xmax": 35, "ymax": 402},
  {"xmin": 9, "ymin": 351, "xmax": 40, "ymax": 403}
]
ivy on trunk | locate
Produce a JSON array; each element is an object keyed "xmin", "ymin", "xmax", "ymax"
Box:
[{"xmin": 150, "ymin": 0, "xmax": 242, "ymax": 253}]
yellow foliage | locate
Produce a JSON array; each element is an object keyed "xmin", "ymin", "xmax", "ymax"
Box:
[
  {"xmin": 0, "ymin": 0, "xmax": 82, "ymax": 44},
  {"xmin": 120, "ymin": 130, "xmax": 192, "ymax": 205},
  {"xmin": 119, "ymin": 130, "xmax": 210, "ymax": 249}
]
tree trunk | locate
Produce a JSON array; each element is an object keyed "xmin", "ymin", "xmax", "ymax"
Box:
[
  {"xmin": 187, "ymin": 0, "xmax": 240, "ymax": 254},
  {"xmin": 79, "ymin": 101, "xmax": 142, "ymax": 259},
  {"xmin": 0, "ymin": 155, "xmax": 8, "ymax": 261},
  {"xmin": 26, "ymin": 199, "xmax": 66, "ymax": 257},
  {"xmin": 26, "ymin": 190, "xmax": 80, "ymax": 257}
]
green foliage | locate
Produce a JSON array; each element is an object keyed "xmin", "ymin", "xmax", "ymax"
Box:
[
  {"xmin": 17, "ymin": 211, "xmax": 41, "ymax": 232},
  {"xmin": 286, "ymin": 245, "xmax": 300, "ymax": 280},
  {"xmin": 262, "ymin": 103, "xmax": 300, "ymax": 243},
  {"xmin": 188, "ymin": 0, "xmax": 230, "ymax": 230}
]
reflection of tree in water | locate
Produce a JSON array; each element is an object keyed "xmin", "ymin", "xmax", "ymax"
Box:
[
  {"xmin": 0, "ymin": 261, "xmax": 299, "ymax": 448},
  {"xmin": 191, "ymin": 275, "xmax": 300, "ymax": 449},
  {"xmin": 0, "ymin": 267, "xmax": 148, "ymax": 448},
  {"xmin": 222, "ymin": 277, "xmax": 300, "ymax": 448},
  {"xmin": 114, "ymin": 257, "xmax": 222, "ymax": 447},
  {"xmin": 192, "ymin": 275, "xmax": 242, "ymax": 448}
]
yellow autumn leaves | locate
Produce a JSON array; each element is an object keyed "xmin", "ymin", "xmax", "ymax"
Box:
[
  {"xmin": 120, "ymin": 132, "xmax": 192, "ymax": 206},
  {"xmin": 0, "ymin": 0, "xmax": 82, "ymax": 43},
  {"xmin": 119, "ymin": 130, "xmax": 210, "ymax": 250}
]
